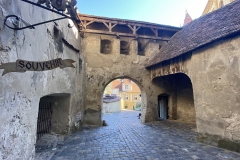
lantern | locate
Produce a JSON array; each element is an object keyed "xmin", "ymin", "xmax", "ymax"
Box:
[{"xmin": 51, "ymin": 0, "xmax": 66, "ymax": 11}]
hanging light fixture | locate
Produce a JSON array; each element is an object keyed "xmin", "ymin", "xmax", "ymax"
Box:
[{"xmin": 51, "ymin": 0, "xmax": 66, "ymax": 11}]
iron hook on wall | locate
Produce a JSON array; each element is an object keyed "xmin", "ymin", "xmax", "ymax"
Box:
[
  {"xmin": 4, "ymin": 15, "xmax": 69, "ymax": 30},
  {"xmin": 4, "ymin": 0, "xmax": 81, "ymax": 30}
]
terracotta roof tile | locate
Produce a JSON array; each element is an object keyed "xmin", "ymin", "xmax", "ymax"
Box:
[{"xmin": 147, "ymin": 0, "xmax": 240, "ymax": 68}]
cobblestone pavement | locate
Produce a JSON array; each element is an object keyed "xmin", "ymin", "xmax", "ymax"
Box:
[{"xmin": 35, "ymin": 110, "xmax": 240, "ymax": 160}]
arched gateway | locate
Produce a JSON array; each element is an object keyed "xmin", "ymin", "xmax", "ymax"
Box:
[{"xmin": 79, "ymin": 14, "xmax": 181, "ymax": 125}]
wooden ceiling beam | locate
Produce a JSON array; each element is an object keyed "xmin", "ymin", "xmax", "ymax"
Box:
[
  {"xmin": 79, "ymin": 16, "xmax": 180, "ymax": 32},
  {"xmin": 80, "ymin": 29, "xmax": 170, "ymax": 41}
]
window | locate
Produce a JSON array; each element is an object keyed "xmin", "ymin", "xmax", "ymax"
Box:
[
  {"xmin": 137, "ymin": 42, "xmax": 145, "ymax": 56},
  {"xmin": 123, "ymin": 84, "xmax": 131, "ymax": 91},
  {"xmin": 134, "ymin": 95, "xmax": 138, "ymax": 101},
  {"xmin": 100, "ymin": 39, "xmax": 112, "ymax": 54},
  {"xmin": 120, "ymin": 40, "xmax": 130, "ymax": 55},
  {"xmin": 125, "ymin": 95, "xmax": 129, "ymax": 100}
]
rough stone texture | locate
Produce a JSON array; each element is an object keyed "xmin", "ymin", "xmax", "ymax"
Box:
[
  {"xmin": 0, "ymin": 0, "xmax": 83, "ymax": 159},
  {"xmin": 177, "ymin": 74, "xmax": 195, "ymax": 122},
  {"xmin": 150, "ymin": 34, "xmax": 240, "ymax": 151},
  {"xmin": 81, "ymin": 33, "xmax": 166, "ymax": 125}
]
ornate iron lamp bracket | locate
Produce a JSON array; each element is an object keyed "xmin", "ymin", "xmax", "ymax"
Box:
[{"xmin": 4, "ymin": 0, "xmax": 81, "ymax": 30}]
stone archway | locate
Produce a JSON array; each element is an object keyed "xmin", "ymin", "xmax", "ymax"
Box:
[
  {"xmin": 101, "ymin": 77, "xmax": 143, "ymax": 113},
  {"xmin": 83, "ymin": 76, "xmax": 148, "ymax": 125},
  {"xmin": 101, "ymin": 76, "xmax": 146, "ymax": 117},
  {"xmin": 153, "ymin": 73, "xmax": 196, "ymax": 123}
]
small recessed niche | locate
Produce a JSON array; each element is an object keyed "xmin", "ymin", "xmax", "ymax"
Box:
[
  {"xmin": 100, "ymin": 39, "xmax": 112, "ymax": 54},
  {"xmin": 137, "ymin": 42, "xmax": 145, "ymax": 56},
  {"xmin": 79, "ymin": 59, "xmax": 82, "ymax": 73},
  {"xmin": 159, "ymin": 45, "xmax": 162, "ymax": 50},
  {"xmin": 120, "ymin": 41, "xmax": 130, "ymax": 55}
]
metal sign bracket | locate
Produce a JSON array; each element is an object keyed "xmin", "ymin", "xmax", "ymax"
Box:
[{"xmin": 4, "ymin": 0, "xmax": 81, "ymax": 30}]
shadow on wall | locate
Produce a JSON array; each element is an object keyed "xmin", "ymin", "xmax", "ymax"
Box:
[{"xmin": 153, "ymin": 73, "xmax": 196, "ymax": 123}]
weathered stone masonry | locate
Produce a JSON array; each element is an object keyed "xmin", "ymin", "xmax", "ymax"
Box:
[
  {"xmin": 147, "ymin": 1, "xmax": 240, "ymax": 151},
  {"xmin": 1, "ymin": 0, "xmax": 240, "ymax": 159},
  {"xmin": 78, "ymin": 14, "xmax": 181, "ymax": 125},
  {"xmin": 149, "ymin": 35, "xmax": 240, "ymax": 152},
  {"xmin": 0, "ymin": 0, "xmax": 84, "ymax": 159}
]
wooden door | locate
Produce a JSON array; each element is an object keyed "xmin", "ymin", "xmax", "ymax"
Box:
[{"xmin": 158, "ymin": 96, "xmax": 168, "ymax": 120}]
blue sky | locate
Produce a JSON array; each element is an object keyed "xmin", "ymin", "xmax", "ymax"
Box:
[{"xmin": 76, "ymin": 0, "xmax": 208, "ymax": 27}]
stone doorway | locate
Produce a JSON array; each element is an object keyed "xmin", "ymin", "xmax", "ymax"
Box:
[
  {"xmin": 35, "ymin": 93, "xmax": 71, "ymax": 152},
  {"xmin": 153, "ymin": 73, "xmax": 196, "ymax": 123},
  {"xmin": 36, "ymin": 98, "xmax": 53, "ymax": 139},
  {"xmin": 158, "ymin": 95, "xmax": 168, "ymax": 120}
]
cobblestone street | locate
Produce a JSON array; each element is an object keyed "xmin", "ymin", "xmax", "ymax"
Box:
[{"xmin": 35, "ymin": 110, "xmax": 240, "ymax": 160}]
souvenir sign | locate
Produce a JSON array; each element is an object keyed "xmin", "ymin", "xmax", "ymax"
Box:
[{"xmin": 0, "ymin": 58, "xmax": 75, "ymax": 76}]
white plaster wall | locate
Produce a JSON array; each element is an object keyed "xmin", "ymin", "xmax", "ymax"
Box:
[
  {"xmin": 102, "ymin": 101, "xmax": 121, "ymax": 113},
  {"xmin": 0, "ymin": 0, "xmax": 83, "ymax": 159}
]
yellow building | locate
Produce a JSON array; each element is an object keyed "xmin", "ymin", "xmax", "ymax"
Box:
[
  {"xmin": 110, "ymin": 79, "xmax": 141, "ymax": 110},
  {"xmin": 202, "ymin": 0, "xmax": 234, "ymax": 15}
]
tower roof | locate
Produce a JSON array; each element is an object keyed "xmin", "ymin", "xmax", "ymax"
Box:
[{"xmin": 183, "ymin": 11, "xmax": 193, "ymax": 26}]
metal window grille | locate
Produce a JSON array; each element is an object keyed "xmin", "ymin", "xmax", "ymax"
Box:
[{"xmin": 37, "ymin": 100, "xmax": 53, "ymax": 139}]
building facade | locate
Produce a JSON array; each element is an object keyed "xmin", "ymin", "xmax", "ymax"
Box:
[
  {"xmin": 0, "ymin": 0, "xmax": 84, "ymax": 159},
  {"xmin": 202, "ymin": 0, "xmax": 235, "ymax": 15},
  {"xmin": 79, "ymin": 14, "xmax": 181, "ymax": 126},
  {"xmin": 102, "ymin": 95, "xmax": 121, "ymax": 113},
  {"xmin": 111, "ymin": 79, "xmax": 141, "ymax": 110},
  {"xmin": 148, "ymin": 1, "xmax": 240, "ymax": 152},
  {"xmin": 1, "ymin": 0, "xmax": 240, "ymax": 159}
]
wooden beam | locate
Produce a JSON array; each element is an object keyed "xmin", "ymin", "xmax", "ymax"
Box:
[
  {"xmin": 79, "ymin": 16, "xmax": 180, "ymax": 32},
  {"xmin": 128, "ymin": 25, "xmax": 141, "ymax": 34},
  {"xmin": 128, "ymin": 25, "xmax": 134, "ymax": 31},
  {"xmin": 109, "ymin": 23, "xmax": 117, "ymax": 32},
  {"xmin": 86, "ymin": 21, "xmax": 94, "ymax": 26},
  {"xmin": 80, "ymin": 29, "xmax": 170, "ymax": 41},
  {"xmin": 127, "ymin": 25, "xmax": 134, "ymax": 34},
  {"xmin": 150, "ymin": 28, "xmax": 158, "ymax": 37},
  {"xmin": 135, "ymin": 26, "xmax": 141, "ymax": 31},
  {"xmin": 82, "ymin": 20, "xmax": 87, "ymax": 29},
  {"xmin": 103, "ymin": 22, "xmax": 110, "ymax": 31}
]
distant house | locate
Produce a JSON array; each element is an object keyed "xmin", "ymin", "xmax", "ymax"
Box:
[
  {"xmin": 102, "ymin": 94, "xmax": 121, "ymax": 113},
  {"xmin": 202, "ymin": 0, "xmax": 235, "ymax": 15},
  {"xmin": 110, "ymin": 79, "xmax": 141, "ymax": 110}
]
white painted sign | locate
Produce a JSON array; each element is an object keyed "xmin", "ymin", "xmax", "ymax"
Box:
[{"xmin": 0, "ymin": 58, "xmax": 75, "ymax": 76}]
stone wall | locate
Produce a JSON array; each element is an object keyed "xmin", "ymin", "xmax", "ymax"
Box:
[
  {"xmin": 81, "ymin": 33, "xmax": 167, "ymax": 125},
  {"xmin": 176, "ymin": 74, "xmax": 195, "ymax": 122},
  {"xmin": 191, "ymin": 35, "xmax": 240, "ymax": 151},
  {"xmin": 0, "ymin": 0, "xmax": 83, "ymax": 159},
  {"xmin": 150, "ymin": 34, "xmax": 240, "ymax": 151}
]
